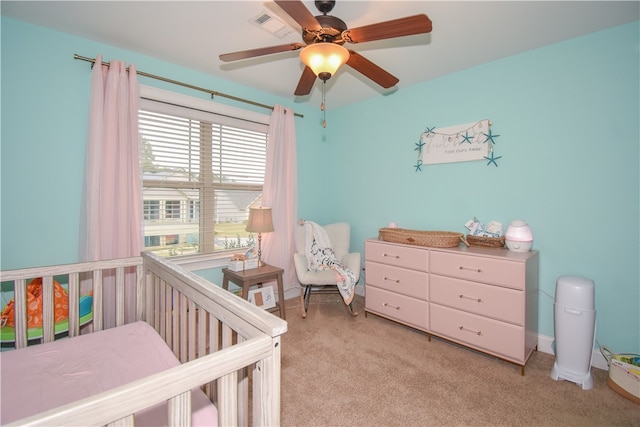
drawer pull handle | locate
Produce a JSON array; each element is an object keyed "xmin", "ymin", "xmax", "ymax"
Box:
[
  {"xmin": 459, "ymin": 325, "xmax": 482, "ymax": 336},
  {"xmin": 383, "ymin": 302, "xmax": 400, "ymax": 310},
  {"xmin": 383, "ymin": 253, "xmax": 400, "ymax": 259},
  {"xmin": 459, "ymin": 294, "xmax": 482, "ymax": 303},
  {"xmin": 458, "ymin": 266, "xmax": 482, "ymax": 273},
  {"xmin": 384, "ymin": 276, "xmax": 400, "ymax": 283}
]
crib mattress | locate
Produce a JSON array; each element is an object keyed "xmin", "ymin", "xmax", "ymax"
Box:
[{"xmin": 0, "ymin": 321, "xmax": 218, "ymax": 426}]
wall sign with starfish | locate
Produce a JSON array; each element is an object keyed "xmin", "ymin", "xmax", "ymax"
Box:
[{"xmin": 414, "ymin": 119, "xmax": 501, "ymax": 171}]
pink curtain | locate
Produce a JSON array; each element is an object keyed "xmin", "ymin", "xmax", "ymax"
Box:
[
  {"xmin": 80, "ymin": 54, "xmax": 142, "ymax": 328},
  {"xmin": 261, "ymin": 105, "xmax": 298, "ymax": 295}
]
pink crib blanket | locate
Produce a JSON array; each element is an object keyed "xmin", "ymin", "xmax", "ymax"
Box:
[{"xmin": 0, "ymin": 321, "xmax": 217, "ymax": 426}]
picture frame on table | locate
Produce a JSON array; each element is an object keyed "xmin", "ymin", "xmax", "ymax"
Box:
[{"xmin": 248, "ymin": 287, "xmax": 276, "ymax": 310}]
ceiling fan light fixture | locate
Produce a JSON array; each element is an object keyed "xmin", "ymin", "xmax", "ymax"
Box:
[{"xmin": 299, "ymin": 43, "xmax": 350, "ymax": 80}]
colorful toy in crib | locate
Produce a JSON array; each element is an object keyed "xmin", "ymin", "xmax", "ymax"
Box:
[
  {"xmin": 1, "ymin": 278, "xmax": 69, "ymax": 328},
  {"xmin": 0, "ymin": 278, "xmax": 94, "ymax": 343},
  {"xmin": 1, "ymin": 278, "xmax": 92, "ymax": 329}
]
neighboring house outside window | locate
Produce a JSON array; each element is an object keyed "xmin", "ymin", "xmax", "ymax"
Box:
[{"xmin": 139, "ymin": 86, "xmax": 269, "ymax": 259}]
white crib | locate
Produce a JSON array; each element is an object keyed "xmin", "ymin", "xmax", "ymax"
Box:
[{"xmin": 0, "ymin": 251, "xmax": 287, "ymax": 426}]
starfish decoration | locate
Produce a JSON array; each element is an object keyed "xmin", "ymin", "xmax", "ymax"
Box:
[
  {"xmin": 424, "ymin": 126, "xmax": 435, "ymax": 135},
  {"xmin": 414, "ymin": 140, "xmax": 425, "ymax": 152},
  {"xmin": 484, "ymin": 151, "xmax": 502, "ymax": 167},
  {"xmin": 414, "ymin": 160, "xmax": 423, "ymax": 172},
  {"xmin": 482, "ymin": 129, "xmax": 500, "ymax": 144},
  {"xmin": 461, "ymin": 131, "xmax": 474, "ymax": 144}
]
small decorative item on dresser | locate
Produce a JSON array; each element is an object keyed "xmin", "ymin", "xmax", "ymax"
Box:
[
  {"xmin": 378, "ymin": 227, "xmax": 463, "ymax": 248},
  {"xmin": 465, "ymin": 234, "xmax": 506, "ymax": 248},
  {"xmin": 505, "ymin": 220, "xmax": 533, "ymax": 252}
]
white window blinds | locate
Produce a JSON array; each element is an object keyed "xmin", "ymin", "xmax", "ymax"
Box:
[{"xmin": 139, "ymin": 90, "xmax": 268, "ymax": 258}]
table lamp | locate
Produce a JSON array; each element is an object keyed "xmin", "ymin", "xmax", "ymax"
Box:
[{"xmin": 246, "ymin": 207, "xmax": 274, "ymax": 267}]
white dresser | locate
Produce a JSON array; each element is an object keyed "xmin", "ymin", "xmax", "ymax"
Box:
[{"xmin": 364, "ymin": 239, "xmax": 539, "ymax": 374}]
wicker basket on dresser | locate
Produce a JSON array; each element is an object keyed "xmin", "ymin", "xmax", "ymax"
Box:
[{"xmin": 364, "ymin": 239, "xmax": 539, "ymax": 374}]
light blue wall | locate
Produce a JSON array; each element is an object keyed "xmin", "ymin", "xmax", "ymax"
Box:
[
  {"xmin": 298, "ymin": 22, "xmax": 640, "ymax": 352},
  {"xmin": 2, "ymin": 17, "xmax": 638, "ymax": 352}
]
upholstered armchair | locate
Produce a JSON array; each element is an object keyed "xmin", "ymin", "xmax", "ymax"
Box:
[{"xmin": 293, "ymin": 222, "xmax": 361, "ymax": 318}]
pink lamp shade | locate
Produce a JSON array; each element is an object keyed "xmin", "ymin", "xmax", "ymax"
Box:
[{"xmin": 246, "ymin": 207, "xmax": 274, "ymax": 234}]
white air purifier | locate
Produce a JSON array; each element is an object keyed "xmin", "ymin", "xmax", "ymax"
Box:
[{"xmin": 551, "ymin": 275, "xmax": 596, "ymax": 390}]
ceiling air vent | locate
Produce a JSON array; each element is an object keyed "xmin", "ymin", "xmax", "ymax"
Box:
[{"xmin": 250, "ymin": 11, "xmax": 294, "ymax": 39}]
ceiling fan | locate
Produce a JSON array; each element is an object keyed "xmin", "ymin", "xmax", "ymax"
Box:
[{"xmin": 219, "ymin": 0, "xmax": 433, "ymax": 97}]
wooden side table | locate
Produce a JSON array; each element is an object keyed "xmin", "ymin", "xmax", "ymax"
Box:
[{"xmin": 221, "ymin": 263, "xmax": 286, "ymax": 319}]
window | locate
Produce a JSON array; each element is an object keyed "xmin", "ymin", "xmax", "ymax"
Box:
[
  {"xmin": 139, "ymin": 86, "xmax": 269, "ymax": 258},
  {"xmin": 144, "ymin": 200, "xmax": 159, "ymax": 221},
  {"xmin": 164, "ymin": 200, "xmax": 181, "ymax": 220}
]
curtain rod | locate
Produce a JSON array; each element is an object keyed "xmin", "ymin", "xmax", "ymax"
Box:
[{"xmin": 73, "ymin": 54, "xmax": 303, "ymax": 118}]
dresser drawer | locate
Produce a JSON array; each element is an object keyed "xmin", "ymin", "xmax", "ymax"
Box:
[
  {"xmin": 430, "ymin": 251, "xmax": 524, "ymax": 290},
  {"xmin": 366, "ymin": 261, "xmax": 429, "ymax": 300},
  {"xmin": 365, "ymin": 240, "xmax": 428, "ymax": 271},
  {"xmin": 365, "ymin": 286, "xmax": 429, "ymax": 332},
  {"xmin": 430, "ymin": 275, "xmax": 523, "ymax": 325},
  {"xmin": 430, "ymin": 304, "xmax": 524, "ymax": 363}
]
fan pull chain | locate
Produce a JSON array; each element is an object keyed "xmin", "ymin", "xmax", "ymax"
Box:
[{"xmin": 321, "ymin": 80, "xmax": 327, "ymax": 128}]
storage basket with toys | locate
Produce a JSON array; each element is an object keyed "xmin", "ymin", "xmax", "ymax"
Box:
[
  {"xmin": 227, "ymin": 252, "xmax": 258, "ymax": 272},
  {"xmin": 464, "ymin": 234, "xmax": 506, "ymax": 248},
  {"xmin": 601, "ymin": 346, "xmax": 640, "ymax": 404}
]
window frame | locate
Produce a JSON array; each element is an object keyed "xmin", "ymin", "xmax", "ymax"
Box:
[{"xmin": 139, "ymin": 85, "xmax": 270, "ymax": 270}]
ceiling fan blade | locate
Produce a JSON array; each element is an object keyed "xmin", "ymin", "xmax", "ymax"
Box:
[
  {"xmin": 344, "ymin": 14, "xmax": 432, "ymax": 44},
  {"xmin": 274, "ymin": 0, "xmax": 322, "ymax": 31},
  {"xmin": 219, "ymin": 43, "xmax": 303, "ymax": 62},
  {"xmin": 294, "ymin": 66, "xmax": 317, "ymax": 96},
  {"xmin": 346, "ymin": 51, "xmax": 399, "ymax": 89}
]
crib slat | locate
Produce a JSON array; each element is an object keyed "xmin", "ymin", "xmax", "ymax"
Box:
[
  {"xmin": 42, "ymin": 276, "xmax": 54, "ymax": 342},
  {"xmin": 254, "ymin": 336, "xmax": 282, "ymax": 427},
  {"xmin": 211, "ymin": 315, "xmax": 221, "ymax": 403},
  {"xmin": 172, "ymin": 288, "xmax": 180, "ymax": 357},
  {"xmin": 155, "ymin": 275, "xmax": 161, "ymax": 331},
  {"xmin": 188, "ymin": 300, "xmax": 196, "ymax": 361},
  {"xmin": 168, "ymin": 391, "xmax": 191, "ymax": 426},
  {"xmin": 238, "ymin": 334, "xmax": 249, "ymax": 427},
  {"xmin": 13, "ymin": 278, "xmax": 28, "ymax": 349},
  {"xmin": 165, "ymin": 280, "xmax": 171, "ymax": 344},
  {"xmin": 137, "ymin": 264, "xmax": 146, "ymax": 322},
  {"xmin": 41, "ymin": 276, "xmax": 54, "ymax": 343},
  {"xmin": 68, "ymin": 273, "xmax": 80, "ymax": 337},
  {"xmin": 93, "ymin": 269, "xmax": 103, "ymax": 331},
  {"xmin": 159, "ymin": 279, "xmax": 167, "ymax": 340},
  {"xmin": 152, "ymin": 275, "xmax": 160, "ymax": 330},
  {"xmin": 197, "ymin": 308, "xmax": 207, "ymax": 358},
  {"xmin": 179, "ymin": 294, "xmax": 188, "ymax": 362},
  {"xmin": 165, "ymin": 281, "xmax": 172, "ymax": 346},
  {"xmin": 115, "ymin": 266, "xmax": 125, "ymax": 327},
  {"xmin": 218, "ymin": 371, "xmax": 239, "ymax": 427}
]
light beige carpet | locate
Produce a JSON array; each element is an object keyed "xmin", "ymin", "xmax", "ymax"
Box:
[{"xmin": 280, "ymin": 293, "xmax": 639, "ymax": 426}]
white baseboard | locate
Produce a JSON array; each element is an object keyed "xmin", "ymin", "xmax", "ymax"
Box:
[{"xmin": 528, "ymin": 334, "xmax": 609, "ymax": 371}]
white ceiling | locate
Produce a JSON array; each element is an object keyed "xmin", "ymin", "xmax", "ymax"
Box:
[{"xmin": 2, "ymin": 1, "xmax": 639, "ymax": 109}]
